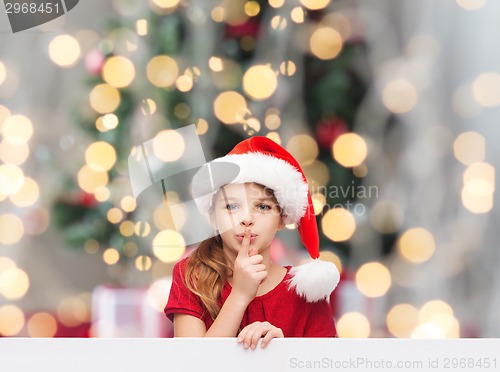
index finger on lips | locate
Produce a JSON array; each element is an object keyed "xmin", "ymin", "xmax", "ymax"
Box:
[{"xmin": 236, "ymin": 227, "xmax": 251, "ymax": 259}]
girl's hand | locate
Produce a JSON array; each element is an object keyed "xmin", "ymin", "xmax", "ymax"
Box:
[
  {"xmin": 237, "ymin": 321, "xmax": 284, "ymax": 349},
  {"xmin": 231, "ymin": 228, "xmax": 267, "ymax": 304}
]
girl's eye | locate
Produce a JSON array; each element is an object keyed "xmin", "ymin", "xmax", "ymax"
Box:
[
  {"xmin": 226, "ymin": 204, "xmax": 239, "ymax": 211},
  {"xmin": 257, "ymin": 204, "xmax": 272, "ymax": 211}
]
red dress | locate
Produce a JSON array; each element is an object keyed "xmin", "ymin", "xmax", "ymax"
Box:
[{"xmin": 164, "ymin": 258, "xmax": 337, "ymax": 337}]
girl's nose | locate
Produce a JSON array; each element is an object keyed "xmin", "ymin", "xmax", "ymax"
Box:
[{"xmin": 239, "ymin": 207, "xmax": 254, "ymax": 227}]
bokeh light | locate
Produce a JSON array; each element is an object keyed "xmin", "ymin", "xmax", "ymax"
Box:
[
  {"xmin": 77, "ymin": 165, "xmax": 109, "ymax": 194},
  {"xmin": 453, "ymin": 131, "xmax": 485, "ymax": 165},
  {"xmin": 456, "ymin": 0, "xmax": 487, "ymax": 11},
  {"xmin": 312, "ymin": 193, "xmax": 326, "ymax": 215},
  {"xmin": 0, "ymin": 60, "xmax": 6, "ymax": 85},
  {"xmin": 0, "ymin": 267, "xmax": 29, "ymax": 300},
  {"xmin": 355, "ymin": 262, "xmax": 392, "ymax": 298},
  {"xmin": 85, "ymin": 141, "xmax": 117, "ymax": 172},
  {"xmin": 286, "ymin": 134, "xmax": 318, "ymax": 166},
  {"xmin": 152, "ymin": 130, "xmax": 185, "ymax": 162},
  {"xmin": 323, "ymin": 12, "xmax": 352, "ymax": 41},
  {"xmin": 271, "ymin": 16, "xmax": 287, "ymax": 31},
  {"xmin": 419, "ymin": 300, "xmax": 454, "ymax": 323},
  {"xmin": 103, "ymin": 248, "xmax": 120, "ymax": 265},
  {"xmin": 244, "ymin": 1, "xmax": 260, "ymax": 16},
  {"xmin": 119, "ymin": 221, "xmax": 135, "ymax": 237},
  {"xmin": 89, "ymin": 84, "xmax": 121, "ymax": 114},
  {"xmin": 0, "ymin": 141, "xmax": 30, "ymax": 165},
  {"xmin": 0, "ymin": 104, "xmax": 10, "ymax": 128},
  {"xmin": 321, "ymin": 207, "xmax": 356, "ymax": 242},
  {"xmin": 2, "ymin": 115, "xmax": 33, "ymax": 145},
  {"xmin": 213, "ymin": 91, "xmax": 249, "ymax": 124},
  {"xmin": 196, "ymin": 118, "xmax": 209, "ymax": 135},
  {"xmin": 0, "ymin": 214, "xmax": 24, "ymax": 245},
  {"xmin": 121, "ymin": 196, "xmax": 137, "ymax": 212},
  {"xmin": 382, "ymin": 79, "xmax": 418, "ymax": 113},
  {"xmin": 107, "ymin": 208, "xmax": 124, "ymax": 224},
  {"xmin": 57, "ymin": 297, "xmax": 89, "ymax": 327},
  {"xmin": 135, "ymin": 255, "xmax": 152, "ymax": 271},
  {"xmin": 102, "ymin": 56, "xmax": 136, "ymax": 88},
  {"xmin": 102, "ymin": 114, "xmax": 119, "ymax": 130},
  {"xmin": 0, "ymin": 163, "xmax": 25, "ymax": 195},
  {"xmin": 134, "ymin": 221, "xmax": 151, "ymax": 237},
  {"xmin": 147, "ymin": 55, "xmax": 179, "ymax": 88},
  {"xmin": 337, "ymin": 312, "xmax": 370, "ymax": 338},
  {"xmin": 152, "ymin": 230, "xmax": 186, "ymax": 262},
  {"xmin": 310, "ymin": 27, "xmax": 343, "ymax": 60},
  {"xmin": 147, "ymin": 279, "xmax": 172, "ymax": 312},
  {"xmin": 386, "ymin": 304, "xmax": 420, "ymax": 338},
  {"xmin": 411, "ymin": 323, "xmax": 446, "ymax": 338},
  {"xmin": 9, "ymin": 177, "xmax": 40, "ymax": 207},
  {"xmin": 136, "ymin": 19, "xmax": 148, "ymax": 35},
  {"xmin": 94, "ymin": 186, "xmax": 110, "ymax": 202},
  {"xmin": 0, "ymin": 305, "xmax": 25, "ymax": 336},
  {"xmin": 209, "ymin": 57, "xmax": 223, "ymax": 72},
  {"xmin": 398, "ymin": 227, "xmax": 436, "ymax": 263},
  {"xmin": 462, "ymin": 162, "xmax": 495, "ymax": 214},
  {"xmin": 279, "ymin": 61, "xmax": 296, "ymax": 76},
  {"xmin": 300, "ymin": 0, "xmax": 331, "ymax": 10},
  {"xmin": 176, "ymin": 75, "xmax": 194, "ymax": 92},
  {"xmin": 123, "ymin": 242, "xmax": 138, "ymax": 258},
  {"xmin": 27, "ymin": 313, "xmax": 58, "ymax": 337},
  {"xmin": 269, "ymin": 0, "xmax": 284, "ymax": 8},
  {"xmin": 151, "ymin": 0, "xmax": 180, "ymax": 12},
  {"xmin": 291, "ymin": 7, "xmax": 305, "ymax": 23},
  {"xmin": 48, "ymin": 35, "xmax": 81, "ymax": 67},
  {"xmin": 243, "ymin": 65, "xmax": 278, "ymax": 100},
  {"xmin": 472, "ymin": 72, "xmax": 500, "ymax": 107},
  {"xmin": 303, "ymin": 160, "xmax": 329, "ymax": 186},
  {"xmin": 140, "ymin": 99, "xmax": 157, "ymax": 116},
  {"xmin": 332, "ymin": 133, "xmax": 368, "ymax": 167},
  {"xmin": 265, "ymin": 109, "xmax": 281, "ymax": 130}
]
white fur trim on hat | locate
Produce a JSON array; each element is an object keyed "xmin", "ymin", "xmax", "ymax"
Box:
[
  {"xmin": 196, "ymin": 152, "xmax": 309, "ymax": 225},
  {"xmin": 288, "ymin": 259, "xmax": 340, "ymax": 302}
]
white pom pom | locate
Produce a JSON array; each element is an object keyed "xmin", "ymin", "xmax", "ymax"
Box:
[{"xmin": 288, "ymin": 259, "xmax": 340, "ymax": 302}]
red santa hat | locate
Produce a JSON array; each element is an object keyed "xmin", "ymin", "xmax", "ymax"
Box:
[{"xmin": 192, "ymin": 136, "xmax": 340, "ymax": 302}]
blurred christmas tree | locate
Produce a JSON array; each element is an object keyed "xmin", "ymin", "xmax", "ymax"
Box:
[{"xmin": 52, "ymin": 0, "xmax": 371, "ymax": 271}]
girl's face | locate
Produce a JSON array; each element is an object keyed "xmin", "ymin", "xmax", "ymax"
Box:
[{"xmin": 212, "ymin": 183, "xmax": 285, "ymax": 255}]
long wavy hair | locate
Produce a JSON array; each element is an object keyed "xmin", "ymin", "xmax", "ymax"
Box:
[
  {"xmin": 183, "ymin": 235, "xmax": 230, "ymax": 321},
  {"xmin": 183, "ymin": 183, "xmax": 281, "ymax": 321}
]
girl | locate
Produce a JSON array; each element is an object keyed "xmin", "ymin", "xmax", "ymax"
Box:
[{"xmin": 164, "ymin": 136, "xmax": 340, "ymax": 349}]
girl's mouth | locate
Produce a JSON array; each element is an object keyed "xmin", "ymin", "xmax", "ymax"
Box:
[{"xmin": 236, "ymin": 234, "xmax": 257, "ymax": 244}]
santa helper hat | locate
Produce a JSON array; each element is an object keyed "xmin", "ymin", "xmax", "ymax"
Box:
[{"xmin": 194, "ymin": 136, "xmax": 340, "ymax": 302}]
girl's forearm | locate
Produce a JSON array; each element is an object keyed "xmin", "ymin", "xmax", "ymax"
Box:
[{"xmin": 204, "ymin": 293, "xmax": 249, "ymax": 337}]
